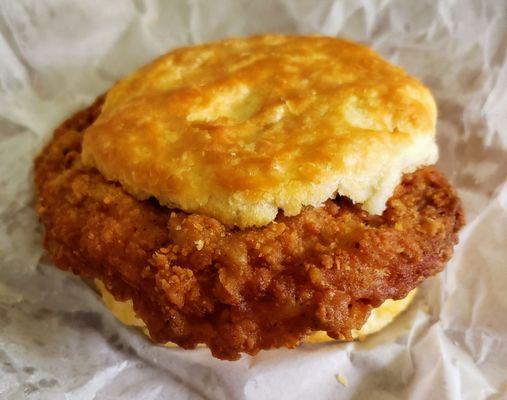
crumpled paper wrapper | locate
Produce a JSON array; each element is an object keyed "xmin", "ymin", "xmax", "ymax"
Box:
[{"xmin": 1, "ymin": 1, "xmax": 506, "ymax": 399}]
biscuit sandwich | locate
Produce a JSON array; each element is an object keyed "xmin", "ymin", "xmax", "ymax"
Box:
[{"xmin": 35, "ymin": 34, "xmax": 464, "ymax": 360}]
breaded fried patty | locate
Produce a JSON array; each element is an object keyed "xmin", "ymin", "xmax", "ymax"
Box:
[{"xmin": 35, "ymin": 98, "xmax": 463, "ymax": 360}]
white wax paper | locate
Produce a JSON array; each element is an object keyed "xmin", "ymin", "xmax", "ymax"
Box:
[{"xmin": 1, "ymin": 1, "xmax": 506, "ymax": 399}]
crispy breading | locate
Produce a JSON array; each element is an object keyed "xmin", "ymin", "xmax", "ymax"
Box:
[{"xmin": 35, "ymin": 99, "xmax": 463, "ymax": 360}]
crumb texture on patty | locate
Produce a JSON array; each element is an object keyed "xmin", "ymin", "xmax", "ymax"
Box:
[
  {"xmin": 82, "ymin": 34, "xmax": 438, "ymax": 228},
  {"xmin": 35, "ymin": 99, "xmax": 463, "ymax": 360}
]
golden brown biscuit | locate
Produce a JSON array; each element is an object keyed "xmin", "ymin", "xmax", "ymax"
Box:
[
  {"xmin": 82, "ymin": 35, "xmax": 437, "ymax": 228},
  {"xmin": 95, "ymin": 279, "xmax": 417, "ymax": 345}
]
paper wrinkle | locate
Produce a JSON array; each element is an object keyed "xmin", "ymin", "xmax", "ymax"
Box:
[{"xmin": 1, "ymin": 1, "xmax": 507, "ymax": 399}]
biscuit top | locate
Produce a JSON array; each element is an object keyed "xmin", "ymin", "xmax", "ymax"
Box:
[{"xmin": 82, "ymin": 35, "xmax": 438, "ymax": 227}]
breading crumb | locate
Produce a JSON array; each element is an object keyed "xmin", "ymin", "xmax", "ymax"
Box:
[
  {"xmin": 195, "ymin": 240, "xmax": 204, "ymax": 251},
  {"xmin": 336, "ymin": 374, "xmax": 348, "ymax": 387}
]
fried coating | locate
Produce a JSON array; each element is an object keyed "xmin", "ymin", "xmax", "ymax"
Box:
[{"xmin": 35, "ymin": 99, "xmax": 463, "ymax": 360}]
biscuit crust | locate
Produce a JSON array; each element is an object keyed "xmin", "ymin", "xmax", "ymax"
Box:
[
  {"xmin": 35, "ymin": 98, "xmax": 463, "ymax": 360},
  {"xmin": 95, "ymin": 279, "xmax": 417, "ymax": 344},
  {"xmin": 82, "ymin": 35, "xmax": 438, "ymax": 228}
]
